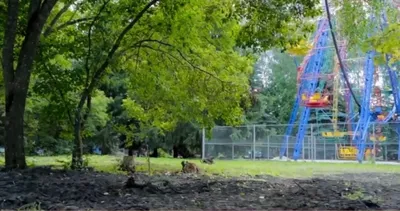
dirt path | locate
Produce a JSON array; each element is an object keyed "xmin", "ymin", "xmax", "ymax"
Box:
[{"xmin": 0, "ymin": 167, "xmax": 399, "ymax": 210}]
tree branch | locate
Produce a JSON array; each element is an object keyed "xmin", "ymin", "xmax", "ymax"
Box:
[
  {"xmin": 56, "ymin": 17, "xmax": 95, "ymax": 31},
  {"xmin": 28, "ymin": 0, "xmax": 41, "ymax": 22},
  {"xmin": 85, "ymin": 0, "xmax": 111, "ymax": 88},
  {"xmin": 80, "ymin": 0, "xmax": 111, "ymax": 128},
  {"xmin": 130, "ymin": 39, "xmax": 224, "ymax": 83},
  {"xmin": 2, "ymin": 0, "xmax": 20, "ymax": 112},
  {"xmin": 42, "ymin": 61, "xmax": 74, "ymax": 125},
  {"xmin": 82, "ymin": 0, "xmax": 160, "ymax": 106},
  {"xmin": 44, "ymin": 1, "xmax": 74, "ymax": 36},
  {"xmin": 75, "ymin": 0, "xmax": 160, "ymax": 139},
  {"xmin": 2, "ymin": 0, "xmax": 19, "ymax": 80},
  {"xmin": 15, "ymin": 0, "xmax": 59, "ymax": 80}
]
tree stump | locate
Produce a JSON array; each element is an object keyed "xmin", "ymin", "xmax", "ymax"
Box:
[{"xmin": 120, "ymin": 156, "xmax": 135, "ymax": 173}]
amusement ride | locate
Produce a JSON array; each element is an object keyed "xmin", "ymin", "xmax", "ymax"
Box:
[{"xmin": 280, "ymin": 0, "xmax": 400, "ymax": 162}]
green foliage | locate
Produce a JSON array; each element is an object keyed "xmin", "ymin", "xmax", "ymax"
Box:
[
  {"xmin": 120, "ymin": 0, "xmax": 256, "ymax": 132},
  {"xmin": 83, "ymin": 90, "xmax": 113, "ymax": 137},
  {"xmin": 368, "ymin": 23, "xmax": 400, "ymax": 65},
  {"xmin": 247, "ymin": 50, "xmax": 299, "ymax": 125},
  {"xmin": 157, "ymin": 148, "xmax": 172, "ymax": 158},
  {"xmin": 1, "ymin": 0, "xmax": 322, "ymax": 158},
  {"xmin": 236, "ymin": 0, "xmax": 321, "ymax": 51},
  {"xmin": 57, "ymin": 155, "xmax": 90, "ymax": 170},
  {"xmin": 335, "ymin": 0, "xmax": 400, "ymax": 53}
]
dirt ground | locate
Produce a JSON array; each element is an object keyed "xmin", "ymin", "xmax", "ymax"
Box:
[{"xmin": 1, "ymin": 167, "xmax": 400, "ymax": 210}]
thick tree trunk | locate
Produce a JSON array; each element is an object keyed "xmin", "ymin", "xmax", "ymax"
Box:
[
  {"xmin": 2, "ymin": 0, "xmax": 58, "ymax": 169},
  {"xmin": 4, "ymin": 90, "xmax": 28, "ymax": 169}
]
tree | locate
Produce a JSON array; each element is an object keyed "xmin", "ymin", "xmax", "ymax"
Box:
[
  {"xmin": 334, "ymin": 0, "xmax": 400, "ymax": 59},
  {"xmin": 1, "ymin": 0, "xmax": 321, "ymax": 169},
  {"xmin": 247, "ymin": 50, "xmax": 301, "ymax": 125},
  {"xmin": 1, "ymin": 0, "xmax": 59, "ymax": 169}
]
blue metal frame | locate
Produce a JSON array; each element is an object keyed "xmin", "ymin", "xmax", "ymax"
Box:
[
  {"xmin": 279, "ymin": 19, "xmax": 328, "ymax": 157},
  {"xmin": 381, "ymin": 12, "xmax": 400, "ymax": 161},
  {"xmin": 280, "ymin": 20, "xmax": 329, "ymax": 158},
  {"xmin": 292, "ymin": 26, "xmax": 330, "ymax": 160},
  {"xmin": 353, "ymin": 50, "xmax": 375, "ymax": 162}
]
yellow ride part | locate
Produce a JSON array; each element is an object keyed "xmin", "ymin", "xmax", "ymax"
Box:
[
  {"xmin": 321, "ymin": 131, "xmax": 348, "ymax": 137},
  {"xmin": 286, "ymin": 40, "xmax": 312, "ymax": 56},
  {"xmin": 370, "ymin": 135, "xmax": 387, "ymax": 142}
]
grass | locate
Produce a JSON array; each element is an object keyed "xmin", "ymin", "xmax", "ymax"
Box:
[{"xmin": 1, "ymin": 155, "xmax": 400, "ymax": 178}]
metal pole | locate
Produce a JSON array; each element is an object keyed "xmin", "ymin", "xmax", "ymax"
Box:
[
  {"xmin": 308, "ymin": 136, "xmax": 311, "ymax": 160},
  {"xmin": 311, "ymin": 124, "xmax": 314, "ymax": 161},
  {"xmin": 267, "ymin": 135, "xmax": 270, "ymax": 159},
  {"xmin": 202, "ymin": 128, "xmax": 206, "ymax": 159},
  {"xmin": 385, "ymin": 144, "xmax": 388, "ymax": 161},
  {"xmin": 373, "ymin": 123, "xmax": 376, "ymax": 162},
  {"xmin": 323, "ymin": 139, "xmax": 326, "ymax": 160},
  {"xmin": 314, "ymin": 135, "xmax": 317, "ymax": 161},
  {"xmin": 286, "ymin": 140, "xmax": 289, "ymax": 159},
  {"xmin": 232, "ymin": 143, "xmax": 234, "ymax": 159},
  {"xmin": 302, "ymin": 136, "xmax": 305, "ymax": 160},
  {"xmin": 253, "ymin": 125, "xmax": 256, "ymax": 161},
  {"xmin": 335, "ymin": 143, "xmax": 337, "ymax": 160}
]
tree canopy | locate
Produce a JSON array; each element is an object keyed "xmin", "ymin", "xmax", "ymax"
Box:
[{"xmin": 0, "ymin": 0, "xmax": 321, "ymax": 168}]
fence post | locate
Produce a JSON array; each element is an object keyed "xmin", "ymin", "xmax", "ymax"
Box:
[
  {"xmin": 314, "ymin": 135, "xmax": 317, "ymax": 161},
  {"xmin": 267, "ymin": 135, "xmax": 270, "ymax": 159},
  {"xmin": 334, "ymin": 143, "xmax": 337, "ymax": 160},
  {"xmin": 302, "ymin": 136, "xmax": 304, "ymax": 160},
  {"xmin": 253, "ymin": 125, "xmax": 256, "ymax": 161},
  {"xmin": 308, "ymin": 136, "xmax": 311, "ymax": 160},
  {"xmin": 385, "ymin": 144, "xmax": 387, "ymax": 161},
  {"xmin": 202, "ymin": 128, "xmax": 206, "ymax": 159},
  {"xmin": 232, "ymin": 143, "xmax": 234, "ymax": 159},
  {"xmin": 310, "ymin": 124, "xmax": 314, "ymax": 161},
  {"xmin": 372, "ymin": 123, "xmax": 376, "ymax": 162},
  {"xmin": 323, "ymin": 138, "xmax": 326, "ymax": 160}
]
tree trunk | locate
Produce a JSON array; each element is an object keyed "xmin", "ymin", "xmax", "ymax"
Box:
[
  {"xmin": 71, "ymin": 92, "xmax": 87, "ymax": 169},
  {"xmin": 2, "ymin": 0, "xmax": 58, "ymax": 169},
  {"xmin": 120, "ymin": 155, "xmax": 135, "ymax": 173},
  {"xmin": 4, "ymin": 89, "xmax": 28, "ymax": 169},
  {"xmin": 72, "ymin": 120, "xmax": 84, "ymax": 168}
]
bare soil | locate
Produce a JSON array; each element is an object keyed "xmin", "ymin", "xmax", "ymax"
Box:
[{"xmin": 0, "ymin": 167, "xmax": 399, "ymax": 210}]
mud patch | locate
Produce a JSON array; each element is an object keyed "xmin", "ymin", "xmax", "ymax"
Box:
[{"xmin": 0, "ymin": 167, "xmax": 399, "ymax": 210}]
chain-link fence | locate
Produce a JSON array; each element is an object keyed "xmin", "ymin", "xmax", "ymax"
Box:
[{"xmin": 202, "ymin": 123, "xmax": 400, "ymax": 162}]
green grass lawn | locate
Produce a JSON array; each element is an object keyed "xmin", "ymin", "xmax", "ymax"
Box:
[{"xmin": 1, "ymin": 155, "xmax": 400, "ymax": 178}]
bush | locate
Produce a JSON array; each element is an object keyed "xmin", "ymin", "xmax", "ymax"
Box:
[{"xmin": 157, "ymin": 148, "xmax": 172, "ymax": 158}]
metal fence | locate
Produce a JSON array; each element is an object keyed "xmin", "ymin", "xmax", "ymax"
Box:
[{"xmin": 202, "ymin": 123, "xmax": 400, "ymax": 162}]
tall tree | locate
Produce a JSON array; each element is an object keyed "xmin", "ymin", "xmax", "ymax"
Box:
[
  {"xmin": 1, "ymin": 0, "xmax": 59, "ymax": 169},
  {"xmin": 247, "ymin": 50, "xmax": 300, "ymax": 125},
  {"xmin": 1, "ymin": 0, "xmax": 320, "ymax": 169}
]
